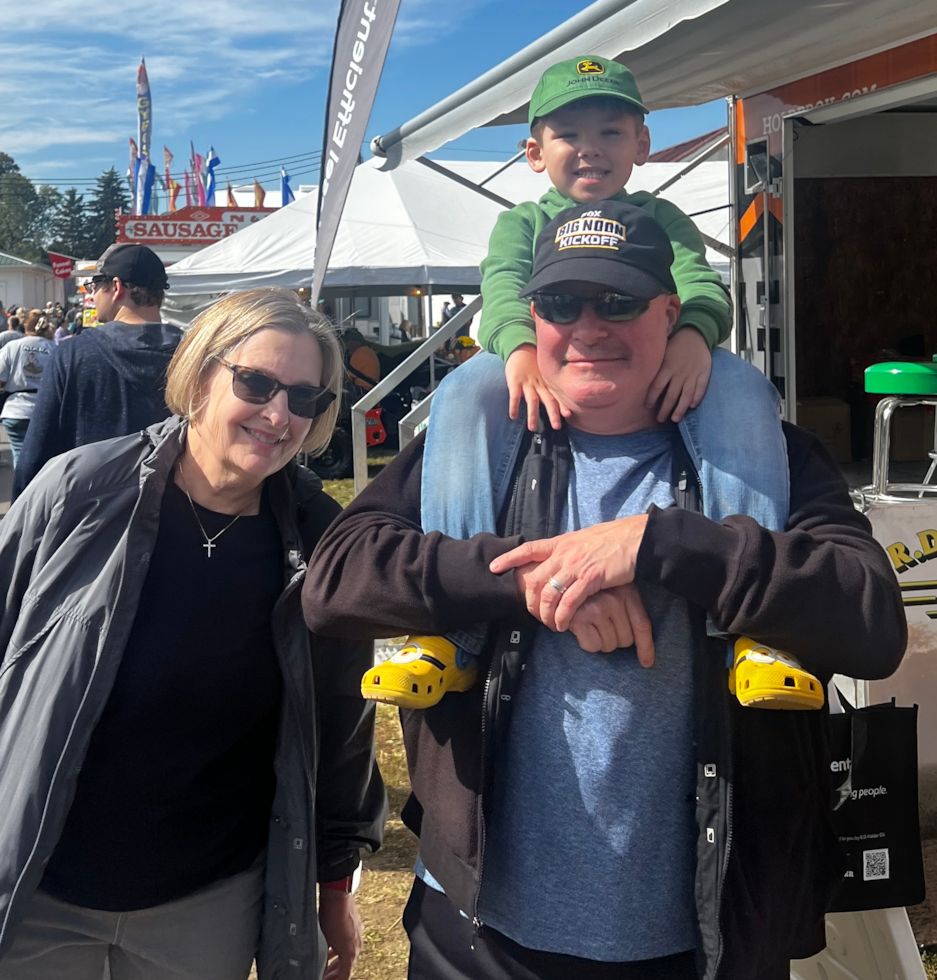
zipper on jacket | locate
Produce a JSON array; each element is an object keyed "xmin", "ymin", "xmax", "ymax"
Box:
[
  {"xmin": 471, "ymin": 660, "xmax": 496, "ymax": 944},
  {"xmin": 711, "ymin": 734, "xmax": 734, "ymax": 980}
]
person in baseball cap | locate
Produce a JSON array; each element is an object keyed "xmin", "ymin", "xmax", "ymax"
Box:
[
  {"xmin": 12, "ymin": 240, "xmax": 183, "ymax": 497},
  {"xmin": 93, "ymin": 242, "xmax": 170, "ymax": 294}
]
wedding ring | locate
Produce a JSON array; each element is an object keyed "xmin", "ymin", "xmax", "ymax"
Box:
[{"xmin": 548, "ymin": 576, "xmax": 568, "ymax": 594}]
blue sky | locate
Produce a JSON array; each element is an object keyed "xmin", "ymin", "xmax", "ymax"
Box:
[{"xmin": 1, "ymin": 0, "xmax": 727, "ymax": 196}]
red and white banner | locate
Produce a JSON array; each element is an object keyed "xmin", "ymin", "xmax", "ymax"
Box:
[
  {"xmin": 47, "ymin": 253, "xmax": 75, "ymax": 278},
  {"xmin": 116, "ymin": 205, "xmax": 276, "ymax": 247}
]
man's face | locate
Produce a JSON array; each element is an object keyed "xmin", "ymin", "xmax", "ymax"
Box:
[
  {"xmin": 526, "ymin": 102, "xmax": 650, "ymax": 203},
  {"xmin": 534, "ymin": 282, "xmax": 680, "ymax": 433},
  {"xmin": 91, "ymin": 277, "xmax": 118, "ymax": 322}
]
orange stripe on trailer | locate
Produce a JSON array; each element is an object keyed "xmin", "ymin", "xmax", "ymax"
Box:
[
  {"xmin": 769, "ymin": 196, "xmax": 783, "ymax": 224},
  {"xmin": 739, "ymin": 197, "xmax": 762, "ymax": 242},
  {"xmin": 735, "ymin": 98, "xmax": 746, "ymax": 166}
]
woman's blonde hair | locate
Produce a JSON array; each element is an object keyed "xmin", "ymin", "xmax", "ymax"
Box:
[{"xmin": 165, "ymin": 288, "xmax": 343, "ymax": 456}]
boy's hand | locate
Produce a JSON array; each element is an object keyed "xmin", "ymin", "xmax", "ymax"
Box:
[
  {"xmin": 505, "ymin": 344, "xmax": 570, "ymax": 431},
  {"xmin": 645, "ymin": 327, "xmax": 712, "ymax": 423}
]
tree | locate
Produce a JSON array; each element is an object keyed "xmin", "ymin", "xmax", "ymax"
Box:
[
  {"xmin": 48, "ymin": 188, "xmax": 94, "ymax": 259},
  {"xmin": 0, "ymin": 170, "xmax": 60, "ymax": 263},
  {"xmin": 86, "ymin": 168, "xmax": 130, "ymax": 258},
  {"xmin": 0, "ymin": 152, "xmax": 20, "ymax": 180}
]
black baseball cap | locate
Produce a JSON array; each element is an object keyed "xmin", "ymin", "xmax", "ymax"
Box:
[
  {"xmin": 95, "ymin": 243, "xmax": 169, "ymax": 291},
  {"xmin": 520, "ymin": 200, "xmax": 676, "ymax": 300}
]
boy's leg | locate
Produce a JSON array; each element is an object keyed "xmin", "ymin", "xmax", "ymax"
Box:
[{"xmin": 0, "ymin": 889, "xmax": 112, "ymax": 980}]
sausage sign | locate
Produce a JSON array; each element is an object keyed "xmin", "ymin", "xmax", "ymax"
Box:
[{"xmin": 116, "ymin": 205, "xmax": 275, "ymax": 247}]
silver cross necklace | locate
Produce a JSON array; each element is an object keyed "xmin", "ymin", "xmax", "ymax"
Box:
[{"xmin": 178, "ymin": 460, "xmax": 253, "ymax": 557}]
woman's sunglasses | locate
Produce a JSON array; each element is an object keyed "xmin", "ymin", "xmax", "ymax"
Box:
[
  {"xmin": 531, "ymin": 292, "xmax": 651, "ymax": 325},
  {"xmin": 216, "ymin": 357, "xmax": 336, "ymax": 420}
]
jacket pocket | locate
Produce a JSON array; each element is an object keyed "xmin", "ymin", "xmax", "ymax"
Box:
[{"xmin": 0, "ymin": 605, "xmax": 69, "ymax": 680}]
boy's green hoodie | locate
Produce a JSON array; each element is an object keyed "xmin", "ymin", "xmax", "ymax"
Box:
[{"xmin": 478, "ymin": 186, "xmax": 732, "ymax": 361}]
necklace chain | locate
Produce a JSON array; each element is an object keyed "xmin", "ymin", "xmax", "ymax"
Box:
[{"xmin": 178, "ymin": 461, "xmax": 253, "ymax": 557}]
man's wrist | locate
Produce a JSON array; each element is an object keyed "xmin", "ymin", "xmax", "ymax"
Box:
[{"xmin": 321, "ymin": 863, "xmax": 362, "ymax": 895}]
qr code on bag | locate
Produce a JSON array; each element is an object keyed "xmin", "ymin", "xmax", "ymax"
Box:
[{"xmin": 863, "ymin": 848, "xmax": 890, "ymax": 881}]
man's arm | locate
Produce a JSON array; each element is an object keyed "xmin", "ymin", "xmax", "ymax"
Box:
[
  {"xmin": 303, "ymin": 434, "xmax": 521, "ymax": 640},
  {"xmin": 12, "ymin": 347, "xmax": 69, "ymax": 499},
  {"xmin": 637, "ymin": 422, "xmax": 906, "ymax": 679}
]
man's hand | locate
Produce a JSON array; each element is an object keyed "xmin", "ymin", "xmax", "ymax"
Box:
[
  {"xmin": 491, "ymin": 515, "xmax": 649, "ymax": 631},
  {"xmin": 505, "ymin": 344, "xmax": 571, "ymax": 431},
  {"xmin": 644, "ymin": 327, "xmax": 712, "ymax": 423},
  {"xmin": 319, "ymin": 890, "xmax": 363, "ymax": 980},
  {"xmin": 568, "ymin": 584, "xmax": 655, "ymax": 666}
]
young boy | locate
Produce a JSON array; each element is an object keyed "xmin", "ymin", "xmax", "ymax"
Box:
[
  {"xmin": 361, "ymin": 59, "xmax": 821, "ymax": 712},
  {"xmin": 485, "ymin": 56, "xmax": 731, "ymax": 432}
]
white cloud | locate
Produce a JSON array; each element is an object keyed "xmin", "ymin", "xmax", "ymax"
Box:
[{"xmin": 0, "ymin": 0, "xmax": 495, "ymax": 174}]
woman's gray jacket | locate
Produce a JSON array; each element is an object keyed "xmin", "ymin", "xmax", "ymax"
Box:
[{"xmin": 0, "ymin": 416, "xmax": 385, "ymax": 978}]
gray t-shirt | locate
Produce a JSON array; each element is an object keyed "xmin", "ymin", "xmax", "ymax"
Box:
[
  {"xmin": 477, "ymin": 426, "xmax": 698, "ymax": 962},
  {"xmin": 0, "ymin": 336, "xmax": 55, "ymax": 420}
]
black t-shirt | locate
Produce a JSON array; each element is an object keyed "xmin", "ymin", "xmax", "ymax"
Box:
[{"xmin": 42, "ymin": 478, "xmax": 284, "ymax": 911}]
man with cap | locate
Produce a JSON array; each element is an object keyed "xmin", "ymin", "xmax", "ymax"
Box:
[
  {"xmin": 13, "ymin": 243, "xmax": 183, "ymax": 497},
  {"xmin": 305, "ymin": 201, "xmax": 905, "ymax": 979}
]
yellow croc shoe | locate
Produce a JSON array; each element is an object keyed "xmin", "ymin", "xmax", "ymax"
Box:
[
  {"xmin": 731, "ymin": 637, "xmax": 825, "ymax": 710},
  {"xmin": 361, "ymin": 636, "xmax": 478, "ymax": 709}
]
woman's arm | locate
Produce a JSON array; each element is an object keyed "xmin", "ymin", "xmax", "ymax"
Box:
[
  {"xmin": 302, "ymin": 435, "xmax": 521, "ymax": 640},
  {"xmin": 312, "ymin": 633, "xmax": 386, "ymax": 883}
]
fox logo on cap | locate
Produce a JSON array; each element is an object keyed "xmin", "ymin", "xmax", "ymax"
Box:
[{"xmin": 576, "ymin": 60, "xmax": 605, "ymax": 75}]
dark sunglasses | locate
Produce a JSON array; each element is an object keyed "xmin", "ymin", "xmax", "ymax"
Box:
[
  {"xmin": 216, "ymin": 357, "xmax": 336, "ymax": 420},
  {"xmin": 531, "ymin": 292, "xmax": 651, "ymax": 325},
  {"xmin": 87, "ymin": 276, "xmax": 112, "ymax": 292}
]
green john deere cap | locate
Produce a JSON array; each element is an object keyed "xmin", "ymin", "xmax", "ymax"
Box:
[{"xmin": 529, "ymin": 56, "xmax": 648, "ymax": 128}]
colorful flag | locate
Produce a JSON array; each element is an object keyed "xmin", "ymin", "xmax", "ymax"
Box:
[
  {"xmin": 253, "ymin": 179, "xmax": 266, "ymax": 208},
  {"xmin": 204, "ymin": 147, "xmax": 221, "ymax": 206},
  {"xmin": 135, "ymin": 59, "xmax": 153, "ymax": 216},
  {"xmin": 128, "ymin": 138, "xmax": 139, "ymax": 207},
  {"xmin": 183, "ymin": 170, "xmax": 193, "ymax": 208},
  {"xmin": 312, "ymin": 0, "xmax": 402, "ymax": 303},
  {"xmin": 195, "ymin": 152, "xmax": 206, "ymax": 206},
  {"xmin": 163, "ymin": 145, "xmax": 173, "ymax": 204},
  {"xmin": 281, "ymin": 167, "xmax": 295, "ymax": 206},
  {"xmin": 226, "ymin": 182, "xmax": 237, "ymax": 207},
  {"xmin": 136, "ymin": 161, "xmax": 156, "ymax": 216},
  {"xmin": 168, "ymin": 179, "xmax": 181, "ymax": 212},
  {"xmin": 137, "ymin": 59, "xmax": 152, "ymax": 160}
]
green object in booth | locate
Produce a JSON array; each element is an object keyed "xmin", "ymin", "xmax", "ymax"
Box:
[{"xmin": 864, "ymin": 360, "xmax": 937, "ymax": 396}]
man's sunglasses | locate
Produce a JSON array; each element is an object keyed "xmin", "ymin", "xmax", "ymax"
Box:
[
  {"xmin": 86, "ymin": 276, "xmax": 112, "ymax": 292},
  {"xmin": 216, "ymin": 357, "xmax": 336, "ymax": 420},
  {"xmin": 531, "ymin": 292, "xmax": 651, "ymax": 325}
]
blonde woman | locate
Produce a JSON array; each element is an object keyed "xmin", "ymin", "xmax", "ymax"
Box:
[{"xmin": 0, "ymin": 288, "xmax": 385, "ymax": 980}]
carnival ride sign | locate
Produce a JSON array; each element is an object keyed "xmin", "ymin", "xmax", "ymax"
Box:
[{"xmin": 117, "ymin": 205, "xmax": 276, "ymax": 247}]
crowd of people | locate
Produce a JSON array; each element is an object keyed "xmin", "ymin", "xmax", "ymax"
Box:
[{"xmin": 0, "ymin": 53, "xmax": 911, "ymax": 980}]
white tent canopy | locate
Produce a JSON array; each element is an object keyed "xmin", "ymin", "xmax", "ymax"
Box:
[
  {"xmin": 371, "ymin": 0, "xmax": 937, "ymax": 169},
  {"xmin": 166, "ymin": 157, "xmax": 730, "ymax": 296}
]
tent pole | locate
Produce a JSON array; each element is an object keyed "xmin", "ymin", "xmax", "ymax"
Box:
[
  {"xmin": 415, "ymin": 157, "xmax": 515, "ymax": 209},
  {"xmin": 427, "ymin": 283, "xmax": 435, "ymax": 390},
  {"xmin": 649, "ymin": 132, "xmax": 730, "ymax": 197},
  {"xmin": 478, "ymin": 149, "xmax": 526, "ymax": 187}
]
